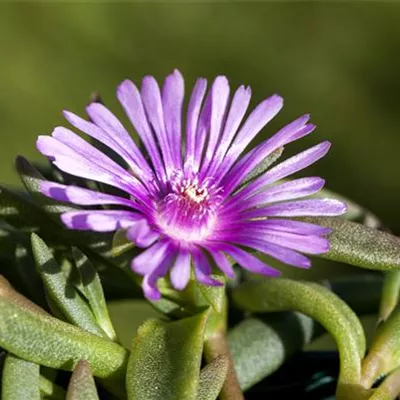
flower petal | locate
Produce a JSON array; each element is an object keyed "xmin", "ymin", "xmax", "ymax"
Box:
[
  {"xmin": 231, "ymin": 231, "xmax": 328, "ymax": 255},
  {"xmin": 131, "ymin": 240, "xmax": 170, "ymax": 275},
  {"xmin": 204, "ymin": 247, "xmax": 235, "ymax": 278},
  {"xmin": 184, "ymin": 78, "xmax": 207, "ymax": 173},
  {"xmin": 193, "ymin": 89, "xmax": 212, "ymax": 173},
  {"xmin": 217, "ymin": 219, "xmax": 332, "ymax": 236},
  {"xmin": 237, "ymin": 141, "xmax": 331, "ymax": 201},
  {"xmin": 61, "ymin": 210, "xmax": 141, "ymax": 232},
  {"xmin": 192, "ymin": 248, "xmax": 224, "ymax": 286},
  {"xmin": 141, "ymin": 76, "xmax": 174, "ymax": 175},
  {"xmin": 40, "ymin": 181, "xmax": 137, "ymax": 208},
  {"xmin": 226, "ymin": 177, "xmax": 325, "ymax": 212},
  {"xmin": 225, "ymin": 237, "xmax": 311, "ymax": 268},
  {"xmin": 170, "ymin": 248, "xmax": 191, "ymax": 290},
  {"xmin": 216, "ymin": 243, "xmax": 281, "ymax": 276},
  {"xmin": 142, "ymin": 251, "xmax": 175, "ymax": 300},
  {"xmin": 37, "ymin": 135, "xmax": 138, "ymax": 195},
  {"xmin": 117, "ymin": 79, "xmax": 165, "ymax": 179},
  {"xmin": 126, "ymin": 220, "xmax": 160, "ymax": 248},
  {"xmin": 65, "ymin": 106, "xmax": 152, "ymax": 179},
  {"xmin": 205, "ymin": 85, "xmax": 252, "ymax": 178},
  {"xmin": 200, "ymin": 76, "xmax": 230, "ymax": 174},
  {"xmin": 242, "ymin": 198, "xmax": 347, "ymax": 219},
  {"xmin": 162, "ymin": 69, "xmax": 185, "ymax": 170},
  {"xmin": 221, "ymin": 118, "xmax": 315, "ymax": 196},
  {"xmin": 215, "ymin": 94, "xmax": 283, "ymax": 181}
]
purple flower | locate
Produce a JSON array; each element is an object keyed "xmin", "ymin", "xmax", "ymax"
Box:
[{"xmin": 37, "ymin": 70, "xmax": 346, "ymax": 300}]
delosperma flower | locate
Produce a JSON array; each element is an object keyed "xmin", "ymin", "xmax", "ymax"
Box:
[{"xmin": 37, "ymin": 70, "xmax": 346, "ymax": 299}]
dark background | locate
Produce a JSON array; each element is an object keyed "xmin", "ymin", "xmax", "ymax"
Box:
[{"xmin": 1, "ymin": 1, "xmax": 399, "ymax": 233}]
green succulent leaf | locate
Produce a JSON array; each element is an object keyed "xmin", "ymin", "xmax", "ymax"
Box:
[
  {"xmin": 232, "ymin": 278, "xmax": 364, "ymax": 391},
  {"xmin": 40, "ymin": 374, "xmax": 66, "ymax": 399},
  {"xmin": 126, "ymin": 310, "xmax": 209, "ymax": 400},
  {"xmin": 16, "ymin": 155, "xmax": 78, "ymax": 216},
  {"xmin": 14, "ymin": 244, "xmax": 47, "ymax": 308},
  {"xmin": 198, "ymin": 271, "xmax": 226, "ymax": 313},
  {"xmin": 72, "ymin": 248, "xmax": 117, "ymax": 341},
  {"xmin": 31, "ymin": 234, "xmax": 106, "ymax": 337},
  {"xmin": 196, "ymin": 355, "xmax": 229, "ymax": 400},
  {"xmin": 0, "ymin": 295, "xmax": 128, "ymax": 385},
  {"xmin": 305, "ymin": 217, "xmax": 400, "ymax": 272},
  {"xmin": 378, "ymin": 271, "xmax": 400, "ymax": 323},
  {"xmin": 369, "ymin": 366, "xmax": 400, "ymax": 400},
  {"xmin": 362, "ymin": 306, "xmax": 400, "ymax": 388},
  {"xmin": 228, "ymin": 313, "xmax": 313, "ymax": 390},
  {"xmin": 2, "ymin": 354, "xmax": 40, "ymax": 400},
  {"xmin": 0, "ymin": 274, "xmax": 49, "ymax": 317},
  {"xmin": 66, "ymin": 360, "xmax": 100, "ymax": 400},
  {"xmin": 0, "ymin": 184, "xmax": 54, "ymax": 230}
]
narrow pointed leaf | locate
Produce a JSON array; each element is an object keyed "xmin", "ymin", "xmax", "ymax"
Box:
[
  {"xmin": 0, "ymin": 296, "xmax": 128, "ymax": 382},
  {"xmin": 197, "ymin": 355, "xmax": 229, "ymax": 400},
  {"xmin": 31, "ymin": 234, "xmax": 105, "ymax": 337},
  {"xmin": 16, "ymin": 156, "xmax": 78, "ymax": 215},
  {"xmin": 126, "ymin": 310, "xmax": 209, "ymax": 400},
  {"xmin": 232, "ymin": 279, "xmax": 364, "ymax": 389},
  {"xmin": 67, "ymin": 360, "xmax": 100, "ymax": 400},
  {"xmin": 2, "ymin": 354, "xmax": 40, "ymax": 400},
  {"xmin": 305, "ymin": 217, "xmax": 400, "ymax": 272},
  {"xmin": 228, "ymin": 314, "xmax": 314, "ymax": 390},
  {"xmin": 14, "ymin": 244, "xmax": 47, "ymax": 309},
  {"xmin": 0, "ymin": 184, "xmax": 55, "ymax": 229},
  {"xmin": 73, "ymin": 248, "xmax": 117, "ymax": 340}
]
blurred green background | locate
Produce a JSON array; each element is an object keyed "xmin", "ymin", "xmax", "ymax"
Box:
[{"xmin": 1, "ymin": 1, "xmax": 400, "ymax": 233}]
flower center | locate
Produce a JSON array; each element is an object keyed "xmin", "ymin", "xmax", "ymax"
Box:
[{"xmin": 156, "ymin": 172, "xmax": 222, "ymax": 242}]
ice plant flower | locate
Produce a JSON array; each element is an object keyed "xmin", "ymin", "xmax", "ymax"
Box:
[{"xmin": 37, "ymin": 70, "xmax": 346, "ymax": 300}]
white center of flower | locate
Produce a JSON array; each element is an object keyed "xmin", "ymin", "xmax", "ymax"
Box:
[{"xmin": 156, "ymin": 173, "xmax": 222, "ymax": 242}]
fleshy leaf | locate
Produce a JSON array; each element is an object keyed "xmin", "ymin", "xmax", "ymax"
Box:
[
  {"xmin": 2, "ymin": 354, "xmax": 40, "ymax": 400},
  {"xmin": 31, "ymin": 234, "xmax": 106, "ymax": 337},
  {"xmin": 73, "ymin": 248, "xmax": 117, "ymax": 340},
  {"xmin": 126, "ymin": 310, "xmax": 209, "ymax": 400},
  {"xmin": 369, "ymin": 366, "xmax": 400, "ymax": 400},
  {"xmin": 232, "ymin": 278, "xmax": 365, "ymax": 394},
  {"xmin": 66, "ymin": 360, "xmax": 100, "ymax": 400},
  {"xmin": 378, "ymin": 271, "xmax": 400, "ymax": 323},
  {"xmin": 40, "ymin": 374, "xmax": 66, "ymax": 399},
  {"xmin": 228, "ymin": 314, "xmax": 314, "ymax": 390},
  {"xmin": 198, "ymin": 270, "xmax": 226, "ymax": 313},
  {"xmin": 196, "ymin": 355, "xmax": 229, "ymax": 400},
  {"xmin": 305, "ymin": 217, "xmax": 400, "ymax": 272},
  {"xmin": 0, "ymin": 295, "xmax": 128, "ymax": 385},
  {"xmin": 0, "ymin": 274, "xmax": 49, "ymax": 317},
  {"xmin": 0, "ymin": 184, "xmax": 55, "ymax": 230},
  {"xmin": 14, "ymin": 244, "xmax": 47, "ymax": 308},
  {"xmin": 362, "ymin": 307, "xmax": 400, "ymax": 388},
  {"xmin": 16, "ymin": 155, "xmax": 78, "ymax": 216}
]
